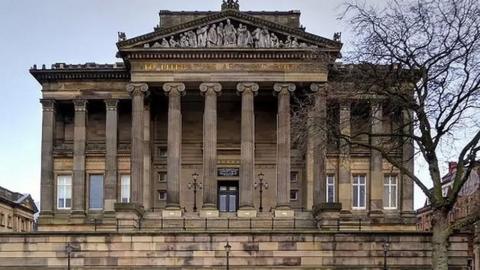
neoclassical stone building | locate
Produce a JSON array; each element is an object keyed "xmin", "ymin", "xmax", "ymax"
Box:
[
  {"xmin": 0, "ymin": 1, "xmax": 474, "ymax": 269},
  {"xmin": 31, "ymin": 0, "xmax": 415, "ymax": 231}
]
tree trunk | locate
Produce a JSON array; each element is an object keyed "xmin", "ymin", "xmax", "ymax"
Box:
[{"xmin": 431, "ymin": 209, "xmax": 450, "ymax": 270}]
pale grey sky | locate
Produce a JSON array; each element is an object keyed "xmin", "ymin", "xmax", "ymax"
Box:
[{"xmin": 0, "ymin": 0, "xmax": 446, "ymax": 209}]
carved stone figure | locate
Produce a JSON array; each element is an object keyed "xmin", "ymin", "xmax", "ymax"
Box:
[
  {"xmin": 207, "ymin": 24, "xmax": 218, "ymax": 47},
  {"xmin": 197, "ymin": 25, "xmax": 209, "ymax": 47},
  {"xmin": 223, "ymin": 19, "xmax": 237, "ymax": 46},
  {"xmin": 291, "ymin": 37, "xmax": 299, "ymax": 48},
  {"xmin": 169, "ymin": 36, "xmax": 178, "ymax": 48},
  {"xmin": 237, "ymin": 24, "xmax": 250, "ymax": 47},
  {"xmin": 118, "ymin": 32, "xmax": 126, "ymax": 42},
  {"xmin": 258, "ymin": 27, "xmax": 271, "ymax": 48},
  {"xmin": 284, "ymin": 35, "xmax": 292, "ymax": 48},
  {"xmin": 151, "ymin": 42, "xmax": 161, "ymax": 48},
  {"xmin": 180, "ymin": 34, "xmax": 189, "ymax": 47},
  {"xmin": 187, "ymin": 31, "xmax": 197, "ymax": 48},
  {"xmin": 161, "ymin": 38, "xmax": 170, "ymax": 48},
  {"xmin": 252, "ymin": 28, "xmax": 261, "ymax": 48},
  {"xmin": 270, "ymin": 33, "xmax": 279, "ymax": 48},
  {"xmin": 216, "ymin": 22, "xmax": 224, "ymax": 46}
]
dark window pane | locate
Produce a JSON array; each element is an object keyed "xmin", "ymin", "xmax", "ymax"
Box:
[{"xmin": 89, "ymin": 175, "xmax": 104, "ymax": 209}]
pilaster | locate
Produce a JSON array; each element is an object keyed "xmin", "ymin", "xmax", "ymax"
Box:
[
  {"xmin": 338, "ymin": 101, "xmax": 352, "ymax": 215},
  {"xmin": 39, "ymin": 99, "xmax": 55, "ymax": 218},
  {"xmin": 104, "ymin": 99, "xmax": 119, "ymax": 215},
  {"xmin": 401, "ymin": 109, "xmax": 415, "ymax": 217},
  {"xmin": 310, "ymin": 83, "xmax": 327, "ymax": 210},
  {"xmin": 72, "ymin": 99, "xmax": 87, "ymax": 218},
  {"xmin": 237, "ymin": 82, "xmax": 259, "ymax": 218},
  {"xmin": 370, "ymin": 102, "xmax": 384, "ymax": 217},
  {"xmin": 200, "ymin": 82, "xmax": 222, "ymax": 218}
]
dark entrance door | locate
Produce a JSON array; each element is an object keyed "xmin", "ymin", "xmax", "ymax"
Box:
[{"xmin": 218, "ymin": 181, "xmax": 239, "ymax": 212}]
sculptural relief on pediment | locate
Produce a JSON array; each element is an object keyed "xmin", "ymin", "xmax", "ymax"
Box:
[{"xmin": 142, "ymin": 19, "xmax": 319, "ymax": 49}]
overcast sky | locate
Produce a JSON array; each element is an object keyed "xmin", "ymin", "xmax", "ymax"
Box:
[{"xmin": 0, "ymin": 0, "xmax": 445, "ymax": 210}]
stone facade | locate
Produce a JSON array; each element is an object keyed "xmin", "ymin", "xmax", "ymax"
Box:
[{"xmin": 0, "ymin": 186, "xmax": 37, "ymax": 232}]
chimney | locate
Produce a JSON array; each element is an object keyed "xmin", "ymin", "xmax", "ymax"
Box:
[{"xmin": 448, "ymin": 162, "xmax": 457, "ymax": 174}]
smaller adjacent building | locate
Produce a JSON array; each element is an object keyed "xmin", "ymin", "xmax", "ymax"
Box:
[
  {"xmin": 0, "ymin": 186, "xmax": 38, "ymax": 232},
  {"xmin": 416, "ymin": 161, "xmax": 480, "ymax": 269}
]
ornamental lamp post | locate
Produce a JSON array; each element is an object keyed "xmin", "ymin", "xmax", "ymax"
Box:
[
  {"xmin": 254, "ymin": 172, "xmax": 269, "ymax": 212},
  {"xmin": 383, "ymin": 239, "xmax": 390, "ymax": 270},
  {"xmin": 224, "ymin": 241, "xmax": 231, "ymax": 270},
  {"xmin": 187, "ymin": 172, "xmax": 202, "ymax": 212},
  {"xmin": 65, "ymin": 242, "xmax": 74, "ymax": 270}
]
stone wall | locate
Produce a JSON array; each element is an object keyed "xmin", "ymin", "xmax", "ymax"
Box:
[{"xmin": 0, "ymin": 231, "xmax": 471, "ymax": 269}]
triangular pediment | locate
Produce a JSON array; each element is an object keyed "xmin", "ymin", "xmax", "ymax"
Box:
[{"xmin": 118, "ymin": 10, "xmax": 341, "ymax": 52}]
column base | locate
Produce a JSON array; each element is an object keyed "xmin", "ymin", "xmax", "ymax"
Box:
[
  {"xmin": 162, "ymin": 208, "xmax": 183, "ymax": 218},
  {"xmin": 200, "ymin": 208, "xmax": 219, "ymax": 218},
  {"xmin": 237, "ymin": 208, "xmax": 257, "ymax": 218}
]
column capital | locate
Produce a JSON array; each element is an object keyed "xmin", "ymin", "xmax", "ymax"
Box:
[
  {"xmin": 163, "ymin": 82, "xmax": 186, "ymax": 96},
  {"xmin": 40, "ymin": 99, "xmax": 55, "ymax": 112},
  {"xmin": 310, "ymin": 83, "xmax": 327, "ymax": 95},
  {"xmin": 73, "ymin": 99, "xmax": 88, "ymax": 112},
  {"xmin": 127, "ymin": 83, "xmax": 149, "ymax": 97},
  {"xmin": 237, "ymin": 82, "xmax": 259, "ymax": 95},
  {"xmin": 105, "ymin": 99, "xmax": 119, "ymax": 111},
  {"xmin": 274, "ymin": 83, "xmax": 296, "ymax": 95},
  {"xmin": 200, "ymin": 82, "xmax": 222, "ymax": 96}
]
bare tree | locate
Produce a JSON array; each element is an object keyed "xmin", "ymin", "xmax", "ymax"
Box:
[{"xmin": 293, "ymin": 0, "xmax": 480, "ymax": 268}]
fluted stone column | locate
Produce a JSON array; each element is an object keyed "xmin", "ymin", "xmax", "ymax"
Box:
[
  {"xmin": 338, "ymin": 101, "xmax": 352, "ymax": 214},
  {"xmin": 40, "ymin": 99, "xmax": 55, "ymax": 217},
  {"xmin": 200, "ymin": 83, "xmax": 222, "ymax": 218},
  {"xmin": 370, "ymin": 102, "xmax": 384, "ymax": 216},
  {"xmin": 104, "ymin": 99, "xmax": 118, "ymax": 214},
  {"xmin": 143, "ymin": 101, "xmax": 152, "ymax": 210},
  {"xmin": 127, "ymin": 83, "xmax": 149, "ymax": 207},
  {"xmin": 237, "ymin": 82, "xmax": 259, "ymax": 218},
  {"xmin": 401, "ymin": 109, "xmax": 415, "ymax": 216},
  {"xmin": 163, "ymin": 83, "xmax": 185, "ymax": 217},
  {"xmin": 72, "ymin": 99, "xmax": 87, "ymax": 217},
  {"xmin": 311, "ymin": 83, "xmax": 328, "ymax": 209},
  {"xmin": 274, "ymin": 83, "xmax": 295, "ymax": 217}
]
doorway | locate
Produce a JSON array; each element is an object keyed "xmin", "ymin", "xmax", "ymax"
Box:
[{"xmin": 218, "ymin": 181, "xmax": 239, "ymax": 212}]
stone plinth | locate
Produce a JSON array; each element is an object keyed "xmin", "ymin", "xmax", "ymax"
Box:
[
  {"xmin": 0, "ymin": 231, "xmax": 471, "ymax": 269},
  {"xmin": 237, "ymin": 208, "xmax": 257, "ymax": 218},
  {"xmin": 162, "ymin": 209, "xmax": 183, "ymax": 218},
  {"xmin": 200, "ymin": 209, "xmax": 220, "ymax": 218}
]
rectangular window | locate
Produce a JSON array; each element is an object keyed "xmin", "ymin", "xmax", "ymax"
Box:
[
  {"xmin": 290, "ymin": 171, "xmax": 298, "ymax": 183},
  {"xmin": 384, "ymin": 175, "xmax": 398, "ymax": 209},
  {"xmin": 352, "ymin": 175, "xmax": 366, "ymax": 209},
  {"xmin": 7, "ymin": 216, "xmax": 12, "ymax": 228},
  {"xmin": 57, "ymin": 175, "xmax": 72, "ymax": 209},
  {"xmin": 158, "ymin": 190, "xmax": 167, "ymax": 201},
  {"xmin": 290, "ymin": 190, "xmax": 298, "ymax": 201},
  {"xmin": 0, "ymin": 213, "xmax": 4, "ymax": 227},
  {"xmin": 120, "ymin": 175, "xmax": 131, "ymax": 203},
  {"xmin": 158, "ymin": 172, "xmax": 167, "ymax": 182},
  {"xmin": 89, "ymin": 175, "xmax": 104, "ymax": 209},
  {"xmin": 326, "ymin": 175, "xmax": 336, "ymax": 203}
]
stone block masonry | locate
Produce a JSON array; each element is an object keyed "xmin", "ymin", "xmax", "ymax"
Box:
[{"xmin": 0, "ymin": 231, "xmax": 471, "ymax": 269}]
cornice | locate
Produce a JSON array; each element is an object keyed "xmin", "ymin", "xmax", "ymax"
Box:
[
  {"xmin": 30, "ymin": 63, "xmax": 130, "ymax": 84},
  {"xmin": 121, "ymin": 48, "xmax": 331, "ymax": 60}
]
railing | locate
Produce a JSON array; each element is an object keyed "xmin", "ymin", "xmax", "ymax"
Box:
[{"xmin": 83, "ymin": 217, "xmax": 369, "ymax": 233}]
